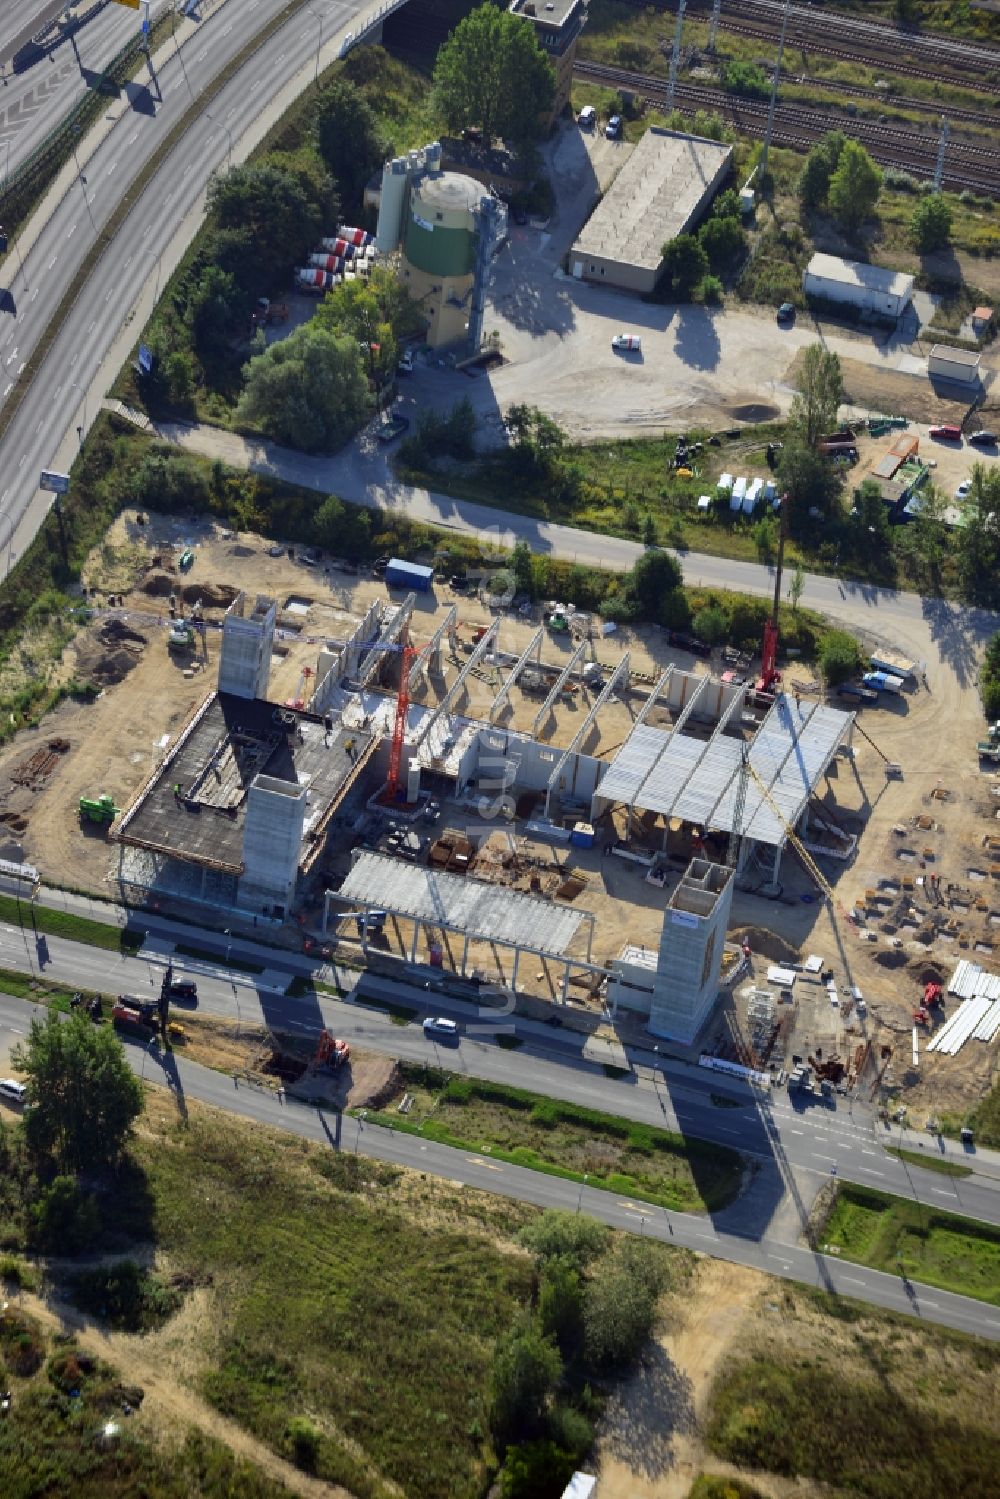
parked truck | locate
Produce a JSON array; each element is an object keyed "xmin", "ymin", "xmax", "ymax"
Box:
[
  {"xmin": 869, "ymin": 649, "xmax": 917, "ymax": 681},
  {"xmin": 863, "ymin": 671, "xmax": 905, "ymax": 696},
  {"xmin": 112, "ymin": 998, "xmax": 158, "ymax": 1037}
]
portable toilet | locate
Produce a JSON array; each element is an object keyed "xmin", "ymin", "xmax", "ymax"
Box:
[
  {"xmin": 718, "ymin": 472, "xmax": 734, "ymax": 491},
  {"xmin": 731, "ymin": 476, "xmax": 747, "ymax": 512},
  {"xmin": 764, "ymin": 479, "xmax": 777, "ymax": 506},
  {"xmin": 744, "ymin": 478, "xmax": 762, "ymax": 514}
]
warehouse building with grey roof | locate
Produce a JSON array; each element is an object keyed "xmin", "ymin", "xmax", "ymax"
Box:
[{"xmin": 569, "ymin": 127, "xmax": 733, "ymax": 294}]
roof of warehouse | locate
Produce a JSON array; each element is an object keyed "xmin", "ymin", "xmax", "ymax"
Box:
[
  {"xmin": 594, "ymin": 693, "xmax": 853, "ymax": 847},
  {"xmin": 805, "ymin": 253, "xmax": 914, "ymax": 298},
  {"xmin": 338, "ymin": 851, "xmax": 589, "ymax": 953},
  {"xmin": 572, "ymin": 128, "xmax": 733, "ymax": 273}
]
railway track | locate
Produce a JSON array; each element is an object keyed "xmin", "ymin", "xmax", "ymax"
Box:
[
  {"xmin": 614, "ymin": 0, "xmax": 1000, "ymax": 97},
  {"xmin": 575, "ymin": 59, "xmax": 1000, "ymax": 192}
]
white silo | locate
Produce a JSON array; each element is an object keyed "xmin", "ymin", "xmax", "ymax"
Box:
[{"xmin": 375, "ymin": 158, "xmax": 410, "ymax": 254}]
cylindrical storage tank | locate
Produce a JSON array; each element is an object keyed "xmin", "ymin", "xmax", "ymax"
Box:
[
  {"xmin": 407, "ymin": 761, "xmax": 421, "ymax": 803},
  {"xmin": 424, "ymin": 140, "xmax": 443, "ymax": 174},
  {"xmin": 375, "ymin": 158, "xmax": 409, "ymax": 254},
  {"xmin": 404, "ymin": 172, "xmax": 480, "ymax": 279}
]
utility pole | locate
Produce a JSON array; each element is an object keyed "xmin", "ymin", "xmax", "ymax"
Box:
[
  {"xmin": 707, "ymin": 0, "xmax": 722, "ymax": 53},
  {"xmin": 760, "ymin": 0, "xmax": 790, "ymax": 182},
  {"xmin": 665, "ymin": 0, "xmax": 686, "ymax": 115},
  {"xmin": 933, "ymin": 116, "xmax": 949, "ymax": 192}
]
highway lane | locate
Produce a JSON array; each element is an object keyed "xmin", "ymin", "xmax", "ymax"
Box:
[
  {"xmin": 3, "ymin": 987, "xmax": 999, "ymax": 1342},
  {"xmin": 0, "ymin": 0, "xmax": 374, "ymax": 563},
  {"xmin": 3, "ymin": 912, "xmax": 999, "ymax": 1229},
  {"xmin": 1, "ymin": 1, "xmax": 175, "ymax": 175}
]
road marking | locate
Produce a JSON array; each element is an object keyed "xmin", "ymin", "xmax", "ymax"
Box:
[
  {"xmin": 29, "ymin": 290, "xmax": 37, "ymax": 303},
  {"xmin": 863, "ymin": 1168, "xmax": 885, "ymax": 1177},
  {"xmin": 813, "ymin": 1153, "xmax": 837, "ymax": 1163},
  {"xmin": 861, "ymin": 1149, "xmax": 878, "ymax": 1156},
  {"xmin": 67, "ymin": 223, "xmax": 76, "ymax": 239},
  {"xmin": 931, "ymin": 1188, "xmax": 954, "ymax": 1197},
  {"xmin": 107, "ymin": 161, "xmax": 117, "ymax": 176},
  {"xmin": 18, "ymin": 454, "xmax": 26, "ymax": 468},
  {"xmin": 127, "ymin": 131, "xmax": 138, "ymax": 145},
  {"xmin": 47, "ymin": 257, "xmax": 57, "ymax": 270},
  {"xmin": 2, "ymin": 384, "xmax": 11, "ymax": 398},
  {"xmin": 841, "ymin": 1275, "xmax": 866, "ymax": 1286},
  {"xmin": 788, "ymin": 1127, "xmax": 804, "ymax": 1134}
]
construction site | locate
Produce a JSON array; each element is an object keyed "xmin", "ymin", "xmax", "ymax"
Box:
[{"xmin": 0, "ymin": 505, "xmax": 995, "ymax": 1118}]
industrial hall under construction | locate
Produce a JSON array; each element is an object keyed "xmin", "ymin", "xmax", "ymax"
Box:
[{"xmin": 110, "ymin": 585, "xmax": 856, "ymax": 1044}]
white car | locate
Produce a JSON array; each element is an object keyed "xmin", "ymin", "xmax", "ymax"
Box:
[
  {"xmin": 0, "ymin": 1078, "xmax": 27, "ymax": 1104},
  {"xmin": 611, "ymin": 333, "xmax": 642, "ymax": 353},
  {"xmin": 422, "ymin": 1016, "xmax": 458, "ymax": 1039},
  {"xmin": 955, "ymin": 480, "xmax": 972, "ymax": 499}
]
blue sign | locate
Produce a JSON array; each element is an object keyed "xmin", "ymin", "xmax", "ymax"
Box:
[
  {"xmin": 39, "ymin": 470, "xmax": 71, "ymax": 495},
  {"xmin": 138, "ymin": 344, "xmax": 154, "ymax": 375}
]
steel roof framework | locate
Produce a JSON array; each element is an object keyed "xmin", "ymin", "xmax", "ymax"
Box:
[{"xmin": 592, "ymin": 692, "xmax": 853, "ymax": 849}]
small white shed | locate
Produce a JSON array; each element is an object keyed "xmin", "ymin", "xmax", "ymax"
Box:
[
  {"xmin": 928, "ymin": 344, "xmax": 982, "ymax": 386},
  {"xmin": 803, "ymin": 253, "xmax": 914, "ymax": 320}
]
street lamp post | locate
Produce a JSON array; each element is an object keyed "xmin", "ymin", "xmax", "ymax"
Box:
[
  {"xmin": 576, "ymin": 1172, "xmax": 589, "ymax": 1214},
  {"xmin": 355, "ymin": 1108, "xmax": 368, "ymax": 1155},
  {"xmin": 306, "ymin": 6, "xmax": 324, "ymax": 83},
  {"xmin": 207, "ymin": 111, "xmax": 234, "ymax": 167},
  {"xmin": 69, "ymin": 379, "xmax": 87, "ymax": 444}
]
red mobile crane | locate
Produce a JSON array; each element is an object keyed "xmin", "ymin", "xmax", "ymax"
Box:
[{"xmin": 385, "ymin": 638, "xmax": 417, "ymax": 804}]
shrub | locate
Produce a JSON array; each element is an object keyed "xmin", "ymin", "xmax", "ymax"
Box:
[
  {"xmin": 980, "ymin": 632, "xmax": 1000, "ymax": 720},
  {"xmin": 500, "ymin": 1440, "xmax": 575, "ymax": 1498},
  {"xmin": 29, "ymin": 1176, "xmax": 100, "ymax": 1255},
  {"xmin": 700, "ymin": 274, "xmax": 724, "ymax": 305},
  {"xmin": 817, "ymin": 629, "xmax": 861, "ymax": 686},
  {"xmin": 286, "ymin": 1416, "xmax": 321, "ymax": 1471},
  {"xmin": 71, "ymin": 1260, "xmax": 183, "ymax": 1333},
  {"xmin": 518, "ymin": 1211, "xmax": 610, "ymax": 1269}
]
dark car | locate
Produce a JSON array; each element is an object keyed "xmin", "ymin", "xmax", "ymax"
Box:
[
  {"xmin": 969, "ymin": 429, "xmax": 997, "ymax": 447},
  {"xmin": 776, "ymin": 302, "xmax": 795, "ymax": 322},
  {"xmin": 168, "ymin": 979, "xmax": 198, "ymax": 1003}
]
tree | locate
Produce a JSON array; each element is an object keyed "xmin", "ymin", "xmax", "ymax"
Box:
[
  {"xmin": 186, "ymin": 266, "xmax": 248, "ymax": 358},
  {"xmin": 538, "ymin": 1258, "xmax": 585, "ymax": 1358},
  {"xmin": 789, "ymin": 344, "xmax": 844, "ymax": 449},
  {"xmin": 910, "ymin": 193, "xmax": 953, "ymax": 253},
  {"xmin": 817, "ymin": 629, "xmax": 861, "ymax": 686},
  {"xmin": 164, "ymin": 351, "xmax": 195, "ymax": 406},
  {"xmin": 313, "ymin": 495, "xmax": 347, "ymax": 550},
  {"xmin": 433, "ymin": 5, "xmax": 554, "ymax": 146},
  {"xmin": 315, "ymin": 268, "xmax": 414, "ymax": 388},
  {"xmin": 955, "ymin": 464, "xmax": 1000, "ymax": 605},
  {"xmin": 827, "ymin": 140, "xmax": 882, "ymax": 230},
  {"xmin": 627, "ymin": 547, "xmax": 685, "ymax": 624},
  {"xmin": 499, "ymin": 1441, "xmax": 575, "ymax": 1499},
  {"xmin": 852, "ymin": 477, "xmax": 889, "ymax": 542},
  {"xmin": 788, "ymin": 560, "xmax": 805, "ymax": 612},
  {"xmin": 642, "ymin": 513, "xmax": 658, "ymax": 547},
  {"xmin": 489, "ymin": 1320, "xmax": 562, "ymax": 1451},
  {"xmin": 776, "ymin": 436, "xmax": 839, "ymax": 542},
  {"xmin": 752, "ymin": 514, "xmax": 778, "ymax": 562},
  {"xmin": 722, "ymin": 61, "xmax": 770, "ymax": 98},
  {"xmin": 14, "ymin": 1011, "xmax": 143, "ymax": 1175},
  {"xmin": 207, "ymin": 162, "xmax": 324, "ymax": 282},
  {"xmin": 693, "ymin": 604, "xmax": 729, "ymax": 645},
  {"xmin": 894, "ymin": 484, "xmax": 950, "ymax": 590},
  {"xmin": 699, "ymin": 214, "xmax": 746, "ymax": 272},
  {"xmin": 237, "ymin": 324, "xmax": 371, "ymax": 452},
  {"xmin": 315, "ymin": 78, "xmax": 385, "ymax": 213},
  {"xmin": 511, "ymin": 539, "xmax": 534, "ymax": 595},
  {"xmin": 583, "ymin": 1242, "xmax": 666, "ymax": 1371},
  {"xmin": 660, "ymin": 234, "xmax": 709, "ymax": 300},
  {"xmin": 797, "ymin": 131, "xmax": 846, "ymax": 209},
  {"xmin": 517, "ymin": 1210, "xmax": 609, "ymax": 1269},
  {"xmin": 980, "ymin": 632, "xmax": 1000, "ymax": 721}
]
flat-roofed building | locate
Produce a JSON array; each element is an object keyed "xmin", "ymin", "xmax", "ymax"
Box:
[
  {"xmin": 569, "ymin": 128, "xmax": 734, "ymax": 294},
  {"xmin": 509, "ymin": 0, "xmax": 588, "ymax": 126},
  {"xmin": 803, "ymin": 252, "xmax": 914, "ymax": 320}
]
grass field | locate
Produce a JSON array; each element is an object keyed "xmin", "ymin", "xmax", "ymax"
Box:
[
  {"xmin": 885, "ymin": 1146, "xmax": 973, "ymax": 1178},
  {"xmin": 0, "ymin": 893, "xmax": 143, "ymax": 957},
  {"xmin": 128, "ymin": 1105, "xmax": 535, "ymax": 1499},
  {"xmin": 362, "ymin": 1066, "xmax": 745, "ymax": 1214},
  {"xmin": 821, "ymin": 1183, "xmax": 1000, "ymax": 1305},
  {"xmin": 0, "ymin": 1307, "xmax": 290, "ymax": 1498},
  {"xmin": 943, "ymin": 1079, "xmax": 1000, "ymax": 1149},
  {"xmin": 706, "ymin": 1343, "xmax": 1000, "ymax": 1499}
]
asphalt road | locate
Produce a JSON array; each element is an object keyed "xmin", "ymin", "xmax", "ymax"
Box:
[
  {"xmin": 0, "ymin": 0, "xmax": 374, "ymax": 566},
  {"xmin": 162, "ymin": 418, "xmax": 1000, "ymax": 670},
  {"xmin": 3, "ymin": 907, "xmax": 999, "ymax": 1236},
  {"xmin": 2, "ymin": 987, "xmax": 998, "ymax": 1342},
  {"xmin": 1, "ymin": 1, "xmax": 174, "ymax": 173}
]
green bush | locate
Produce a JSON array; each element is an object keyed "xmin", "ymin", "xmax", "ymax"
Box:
[
  {"xmin": 499, "ymin": 1440, "xmax": 575, "ymax": 1498},
  {"xmin": 286, "ymin": 1416, "xmax": 321, "ymax": 1472},
  {"xmin": 517, "ymin": 1211, "xmax": 610, "ymax": 1269},
  {"xmin": 71, "ymin": 1260, "xmax": 183, "ymax": 1333},
  {"xmin": 980, "ymin": 632, "xmax": 1000, "ymax": 721},
  {"xmin": 29, "ymin": 1177, "xmax": 100, "ymax": 1255},
  {"xmin": 817, "ymin": 628, "xmax": 860, "ymax": 686},
  {"xmin": 722, "ymin": 61, "xmax": 770, "ymax": 98}
]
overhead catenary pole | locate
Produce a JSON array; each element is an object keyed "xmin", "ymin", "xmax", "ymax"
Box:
[
  {"xmin": 934, "ymin": 116, "xmax": 950, "ymax": 192},
  {"xmin": 665, "ymin": 0, "xmax": 686, "ymax": 115},
  {"xmin": 760, "ymin": 0, "xmax": 791, "ymax": 182},
  {"xmin": 707, "ymin": 0, "xmax": 722, "ymax": 53}
]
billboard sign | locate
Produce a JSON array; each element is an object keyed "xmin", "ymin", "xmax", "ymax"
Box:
[
  {"xmin": 137, "ymin": 344, "xmax": 154, "ymax": 375},
  {"xmin": 39, "ymin": 470, "xmax": 70, "ymax": 494}
]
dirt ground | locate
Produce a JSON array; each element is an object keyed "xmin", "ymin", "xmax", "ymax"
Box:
[{"xmin": 593, "ymin": 1260, "xmax": 789, "ymax": 1499}]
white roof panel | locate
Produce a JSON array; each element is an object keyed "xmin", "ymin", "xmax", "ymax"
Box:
[
  {"xmin": 339, "ymin": 851, "xmax": 587, "ymax": 954},
  {"xmin": 594, "ymin": 692, "xmax": 853, "ymax": 848}
]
